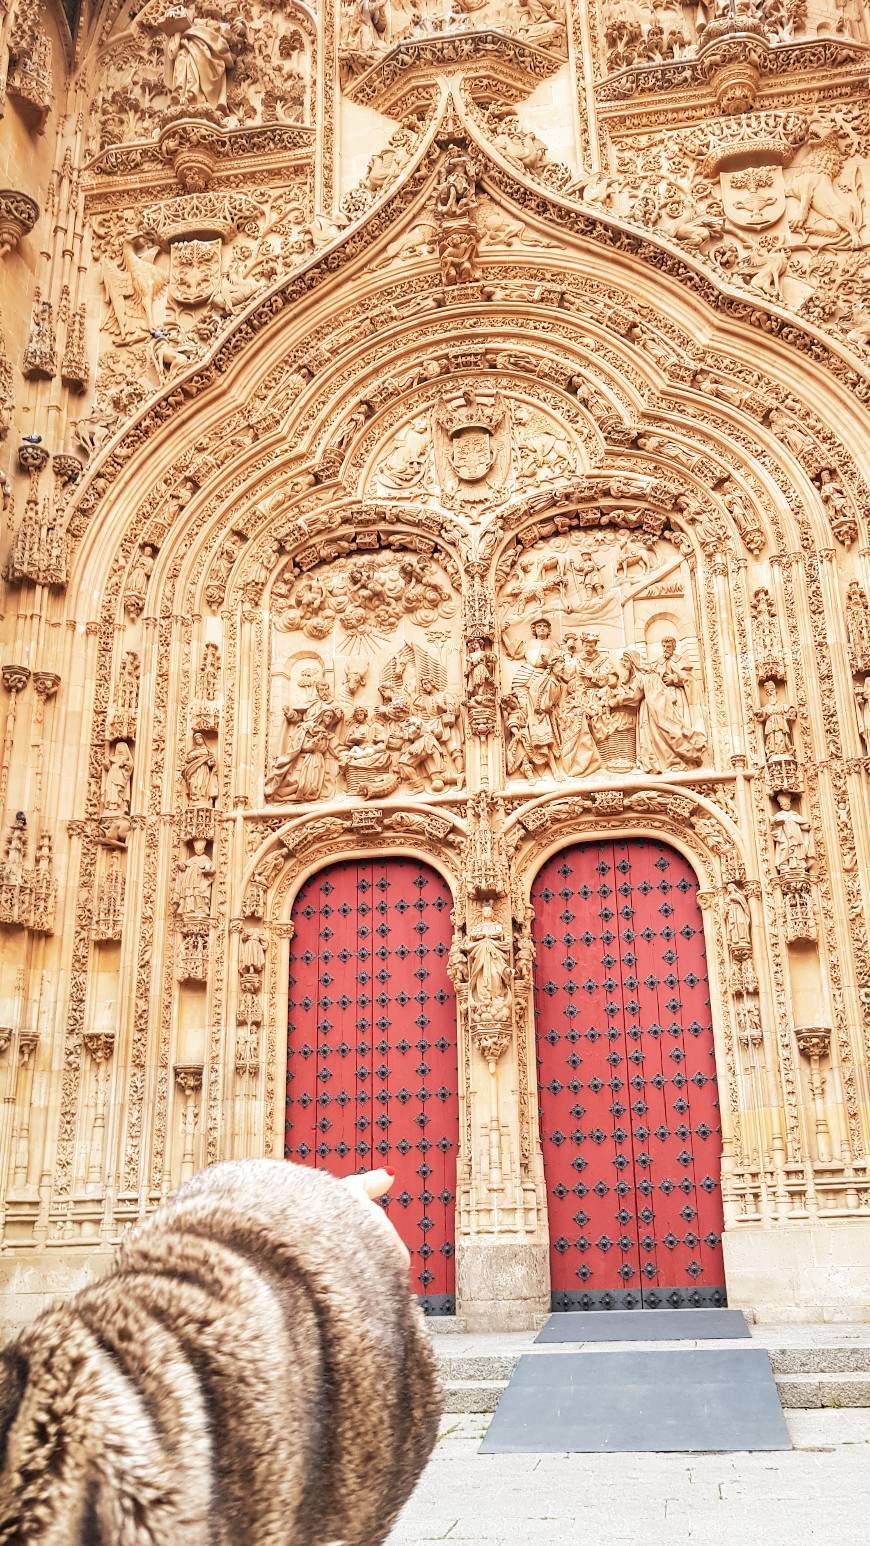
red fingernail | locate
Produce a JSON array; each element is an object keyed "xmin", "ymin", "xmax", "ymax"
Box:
[{"xmin": 385, "ymin": 1167, "xmax": 396, "ymax": 1177}]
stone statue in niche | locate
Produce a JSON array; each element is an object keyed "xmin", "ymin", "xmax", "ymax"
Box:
[
  {"xmin": 755, "ymin": 681, "xmax": 797, "ymax": 761},
  {"xmin": 771, "ymin": 793, "xmax": 815, "ymax": 876},
  {"xmin": 182, "ymin": 733, "xmax": 219, "ymax": 807},
  {"xmin": 161, "ymin": 6, "xmax": 245, "ymax": 115},
  {"xmin": 725, "ymin": 883, "xmax": 752, "ymax": 958},
  {"xmin": 103, "ymin": 741, "xmax": 134, "ymax": 813},
  {"xmin": 174, "ymin": 838, "xmax": 215, "ymax": 919},
  {"xmin": 467, "ymin": 903, "xmax": 512, "ymax": 1018},
  {"xmin": 499, "ymin": 525, "xmax": 706, "ymax": 782},
  {"xmin": 125, "ymin": 545, "xmax": 157, "ymax": 620}
]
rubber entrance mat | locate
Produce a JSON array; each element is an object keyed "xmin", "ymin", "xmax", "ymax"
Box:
[
  {"xmin": 535, "ymin": 1308, "xmax": 751, "ymax": 1343},
  {"xmin": 480, "ymin": 1349, "xmax": 790, "ymax": 1454}
]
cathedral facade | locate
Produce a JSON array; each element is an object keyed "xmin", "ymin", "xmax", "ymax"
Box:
[{"xmin": 1, "ymin": 0, "xmax": 870, "ymax": 1332}]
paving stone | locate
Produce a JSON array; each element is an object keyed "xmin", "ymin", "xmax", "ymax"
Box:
[{"xmin": 387, "ymin": 1410, "xmax": 870, "ymax": 1544}]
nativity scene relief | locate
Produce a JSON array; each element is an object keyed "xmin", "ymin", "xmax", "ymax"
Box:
[{"xmin": 265, "ymin": 541, "xmax": 465, "ymax": 805}]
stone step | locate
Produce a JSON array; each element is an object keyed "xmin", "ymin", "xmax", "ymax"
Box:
[
  {"xmin": 767, "ymin": 1346, "xmax": 870, "ymax": 1375},
  {"xmin": 443, "ymin": 1379, "xmax": 506, "ymax": 1414},
  {"xmin": 777, "ymin": 1373, "xmax": 870, "ymax": 1410},
  {"xmin": 439, "ymin": 1356, "xmax": 870, "ymax": 1415}
]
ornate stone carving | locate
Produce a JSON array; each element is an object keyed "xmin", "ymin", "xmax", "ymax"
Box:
[
  {"xmin": 92, "ymin": 852, "xmax": 126, "ymax": 942},
  {"xmin": 21, "ymin": 296, "xmax": 55, "ymax": 381},
  {"xmin": 107, "ymin": 653, "xmax": 141, "ymax": 742},
  {"xmin": 0, "ymin": 190, "xmax": 38, "ymax": 258},
  {"xmin": 751, "ymin": 587, "xmax": 786, "ymax": 683},
  {"xmin": 266, "ymin": 541, "xmax": 463, "ymax": 805},
  {"xmin": 192, "ymin": 642, "xmax": 221, "ymax": 732},
  {"xmin": 499, "ymin": 524, "xmax": 706, "ymax": 783},
  {"xmin": 174, "ymin": 1063, "xmax": 204, "ymax": 1181},
  {"xmin": 795, "ymin": 1026, "xmax": 833, "ymax": 1163},
  {"xmin": 0, "ymin": 817, "xmax": 55, "ymax": 934},
  {"xmin": 6, "ymin": 0, "xmax": 53, "ymax": 125}
]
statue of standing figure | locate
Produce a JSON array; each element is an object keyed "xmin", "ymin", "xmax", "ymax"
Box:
[
  {"xmin": 182, "ymin": 732, "xmax": 219, "ymax": 807},
  {"xmin": 161, "ymin": 6, "xmax": 246, "ymax": 115},
  {"xmin": 635, "ymin": 637, "xmax": 706, "ymax": 773},
  {"xmin": 467, "ymin": 903, "xmax": 512, "ymax": 1017}
]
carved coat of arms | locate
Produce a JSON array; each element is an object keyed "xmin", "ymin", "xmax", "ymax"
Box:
[
  {"xmin": 169, "ymin": 237, "xmax": 223, "ymax": 306},
  {"xmin": 720, "ymin": 166, "xmax": 786, "ymax": 231},
  {"xmin": 433, "ymin": 390, "xmax": 512, "ymax": 504}
]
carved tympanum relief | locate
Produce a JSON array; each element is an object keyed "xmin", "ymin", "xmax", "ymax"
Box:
[
  {"xmin": 87, "ymin": 0, "xmax": 313, "ymax": 156},
  {"xmin": 370, "ymin": 392, "xmax": 582, "ymax": 510},
  {"xmin": 497, "ymin": 522, "xmax": 707, "ymax": 783},
  {"xmin": 266, "ymin": 540, "xmax": 465, "ymax": 804},
  {"xmin": 602, "ymin": 0, "xmax": 867, "ymax": 72},
  {"xmin": 339, "ymin": 0, "xmax": 567, "ymax": 87}
]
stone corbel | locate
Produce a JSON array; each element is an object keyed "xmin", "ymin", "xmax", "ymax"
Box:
[
  {"xmin": 0, "ymin": 190, "xmax": 38, "ymax": 259},
  {"xmin": 795, "ymin": 1027, "xmax": 832, "ymax": 1164},
  {"xmin": 82, "ymin": 1031, "xmax": 116, "ymax": 1192},
  {"xmin": 174, "ymin": 1063, "xmax": 204, "ymax": 1181}
]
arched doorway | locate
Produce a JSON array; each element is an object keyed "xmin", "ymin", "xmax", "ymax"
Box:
[
  {"xmin": 532, "ymin": 838, "xmax": 726, "ymax": 1311},
  {"xmin": 286, "ymin": 856, "xmax": 459, "ymax": 1313}
]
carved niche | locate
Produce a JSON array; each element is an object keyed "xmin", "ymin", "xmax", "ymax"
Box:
[
  {"xmin": 497, "ymin": 517, "xmax": 708, "ymax": 783},
  {"xmin": 87, "ymin": 0, "xmax": 314, "ymax": 158},
  {"xmin": 265, "ymin": 536, "xmax": 465, "ymax": 805}
]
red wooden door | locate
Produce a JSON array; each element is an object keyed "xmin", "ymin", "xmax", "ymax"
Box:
[
  {"xmin": 532, "ymin": 839, "xmax": 726, "ymax": 1311},
  {"xmin": 286, "ymin": 857, "xmax": 458, "ymax": 1313}
]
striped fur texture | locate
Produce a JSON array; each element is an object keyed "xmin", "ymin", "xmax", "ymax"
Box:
[{"xmin": 0, "ymin": 1160, "xmax": 441, "ymax": 1545}]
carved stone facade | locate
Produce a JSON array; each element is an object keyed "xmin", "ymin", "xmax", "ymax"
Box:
[{"xmin": 2, "ymin": 0, "xmax": 870, "ymax": 1333}]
